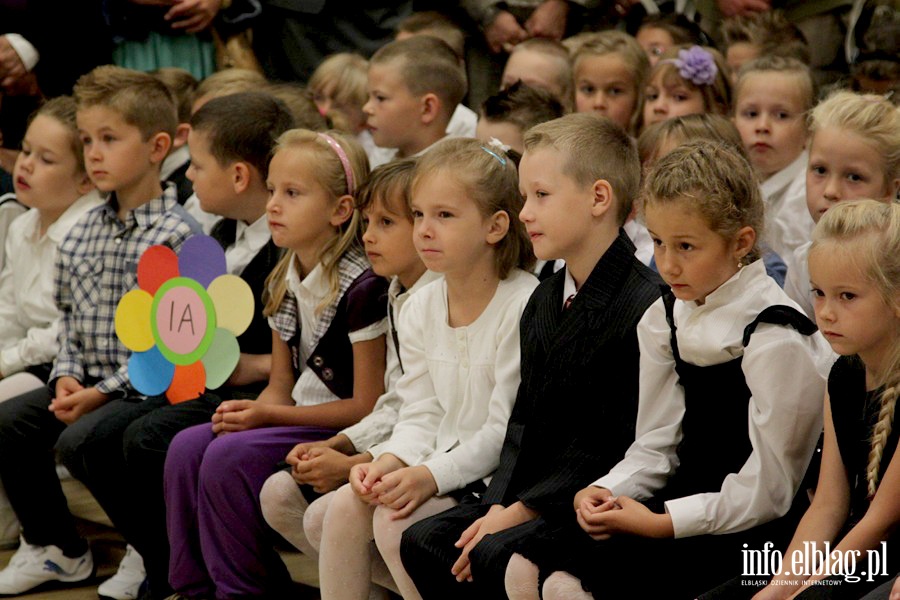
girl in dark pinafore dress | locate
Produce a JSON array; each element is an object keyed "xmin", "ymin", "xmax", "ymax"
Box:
[{"xmin": 501, "ymin": 141, "xmax": 832, "ymax": 600}]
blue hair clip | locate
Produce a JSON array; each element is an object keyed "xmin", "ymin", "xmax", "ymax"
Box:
[{"xmin": 480, "ymin": 145, "xmax": 507, "ymax": 166}]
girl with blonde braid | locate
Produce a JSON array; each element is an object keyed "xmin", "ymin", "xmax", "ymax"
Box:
[{"xmin": 747, "ymin": 200, "xmax": 900, "ymax": 599}]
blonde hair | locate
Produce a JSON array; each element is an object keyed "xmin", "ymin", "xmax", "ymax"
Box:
[
  {"xmin": 524, "ymin": 113, "xmax": 640, "ymax": 226},
  {"xmin": 509, "ymin": 38, "xmax": 575, "ymax": 111},
  {"xmin": 721, "ymin": 9, "xmax": 810, "ymax": 65},
  {"xmin": 396, "ymin": 11, "xmax": 465, "ymax": 59},
  {"xmin": 638, "ymin": 113, "xmax": 745, "ymax": 166},
  {"xmin": 265, "ymin": 83, "xmax": 329, "ymax": 131},
  {"xmin": 810, "ymin": 200, "xmax": 900, "ymax": 497},
  {"xmin": 411, "ymin": 138, "xmax": 534, "ymax": 278},
  {"xmin": 642, "ymin": 140, "xmax": 763, "ymax": 262},
  {"xmin": 646, "ymin": 45, "xmax": 732, "ymax": 118},
  {"xmin": 573, "ymin": 31, "xmax": 650, "ymax": 133},
  {"xmin": 152, "ymin": 67, "xmax": 199, "ymax": 123},
  {"xmin": 193, "ymin": 68, "xmax": 269, "ymax": 106},
  {"xmin": 30, "ymin": 96, "xmax": 86, "ymax": 175},
  {"xmin": 355, "ymin": 158, "xmax": 417, "ymax": 220},
  {"xmin": 73, "ymin": 65, "xmax": 178, "ymax": 140},
  {"xmin": 308, "ymin": 53, "xmax": 369, "ymax": 132},
  {"xmin": 263, "ymin": 129, "xmax": 370, "ymax": 317},
  {"xmin": 735, "ymin": 55, "xmax": 815, "ymax": 113},
  {"xmin": 809, "ymin": 91, "xmax": 900, "ymax": 194}
]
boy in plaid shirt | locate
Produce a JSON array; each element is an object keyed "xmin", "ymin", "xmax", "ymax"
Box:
[{"xmin": 0, "ymin": 65, "xmax": 200, "ymax": 596}]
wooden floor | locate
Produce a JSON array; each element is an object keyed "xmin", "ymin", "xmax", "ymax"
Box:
[{"xmin": 0, "ymin": 520, "xmax": 323, "ymax": 600}]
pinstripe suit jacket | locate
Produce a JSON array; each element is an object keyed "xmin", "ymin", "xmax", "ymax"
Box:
[{"xmin": 482, "ymin": 230, "xmax": 664, "ymax": 520}]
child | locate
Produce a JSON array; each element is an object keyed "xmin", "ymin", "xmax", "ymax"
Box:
[
  {"xmin": 308, "ymin": 53, "xmax": 370, "ymax": 136},
  {"xmin": 312, "ymin": 137, "xmax": 537, "ymax": 600},
  {"xmin": 399, "ymin": 113, "xmax": 663, "ymax": 599},
  {"xmin": 642, "ymin": 45, "xmax": 731, "ymax": 131},
  {"xmin": 572, "ymin": 31, "xmax": 649, "ymax": 133},
  {"xmin": 259, "ymin": 159, "xmax": 438, "ymax": 578},
  {"xmin": 631, "ymin": 12, "xmax": 708, "ymax": 66},
  {"xmin": 0, "ymin": 96, "xmax": 100, "ymax": 550},
  {"xmin": 784, "ymin": 91, "xmax": 900, "ymax": 319},
  {"xmin": 475, "ymin": 81, "xmax": 565, "ymax": 155},
  {"xmin": 153, "ymin": 67, "xmax": 198, "ymax": 205},
  {"xmin": 69, "ymin": 91, "xmax": 295, "ymax": 600},
  {"xmin": 500, "ymin": 38, "xmax": 574, "ymax": 112},
  {"xmin": 711, "ymin": 200, "xmax": 900, "ymax": 598},
  {"xmin": 363, "ymin": 36, "xmax": 467, "ymax": 168},
  {"xmin": 0, "ymin": 65, "xmax": 200, "ymax": 596},
  {"xmin": 721, "ymin": 9, "xmax": 810, "ymax": 81},
  {"xmin": 733, "ymin": 56, "xmax": 816, "ymax": 269},
  {"xmin": 637, "ymin": 114, "xmax": 789, "ymax": 286},
  {"xmin": 503, "ymin": 141, "xmax": 831, "ymax": 600},
  {"xmin": 163, "ymin": 129, "xmax": 388, "ymax": 599},
  {"xmin": 265, "ymin": 82, "xmax": 329, "ymax": 132}
]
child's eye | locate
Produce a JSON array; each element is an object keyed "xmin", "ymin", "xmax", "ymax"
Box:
[
  {"xmin": 578, "ymin": 84, "xmax": 595, "ymax": 95},
  {"xmin": 840, "ymin": 292, "xmax": 856, "ymax": 300},
  {"xmin": 645, "ymin": 89, "xmax": 659, "ymax": 101},
  {"xmin": 674, "ymin": 93, "xmax": 690, "ymax": 102},
  {"xmin": 81, "ymin": 137, "xmax": 92, "ymax": 146},
  {"xmin": 265, "ymin": 186, "xmax": 275, "ymax": 196},
  {"xmin": 846, "ymin": 172, "xmax": 864, "ymax": 183},
  {"xmin": 438, "ymin": 211, "xmax": 453, "ymax": 219},
  {"xmin": 608, "ymin": 87, "xmax": 624, "ymax": 97},
  {"xmin": 412, "ymin": 209, "xmax": 423, "ymax": 219},
  {"xmin": 777, "ymin": 111, "xmax": 791, "ymax": 120},
  {"xmin": 102, "ymin": 134, "xmax": 115, "ymax": 143},
  {"xmin": 286, "ymin": 188, "xmax": 300, "ymax": 198},
  {"xmin": 651, "ymin": 237, "xmax": 663, "ymax": 247},
  {"xmin": 810, "ymin": 165, "xmax": 826, "ymax": 176},
  {"xmin": 741, "ymin": 110, "xmax": 757, "ymax": 119},
  {"xmin": 380, "ymin": 217, "xmax": 393, "ymax": 227},
  {"xmin": 535, "ymin": 190, "xmax": 548, "ymax": 199},
  {"xmin": 810, "ymin": 288, "xmax": 824, "ymax": 298},
  {"xmin": 40, "ymin": 154, "xmax": 54, "ymax": 165},
  {"xmin": 678, "ymin": 242, "xmax": 693, "ymax": 251}
]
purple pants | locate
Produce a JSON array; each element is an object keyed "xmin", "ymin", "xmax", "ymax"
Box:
[{"xmin": 164, "ymin": 423, "xmax": 335, "ymax": 599}]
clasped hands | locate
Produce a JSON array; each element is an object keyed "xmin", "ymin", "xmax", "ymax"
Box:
[{"xmin": 348, "ymin": 454, "xmax": 437, "ymax": 520}]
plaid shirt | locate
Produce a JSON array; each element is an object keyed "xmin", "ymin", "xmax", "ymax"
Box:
[{"xmin": 50, "ymin": 186, "xmax": 201, "ymax": 395}]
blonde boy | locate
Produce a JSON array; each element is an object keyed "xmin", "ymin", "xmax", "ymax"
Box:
[
  {"xmin": 733, "ymin": 55, "xmax": 815, "ymax": 268},
  {"xmin": 364, "ymin": 36, "xmax": 467, "ymax": 167},
  {"xmin": 501, "ymin": 38, "xmax": 574, "ymax": 112},
  {"xmin": 0, "ymin": 65, "xmax": 199, "ymax": 595}
]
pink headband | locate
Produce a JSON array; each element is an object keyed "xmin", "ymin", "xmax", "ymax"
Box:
[{"xmin": 317, "ymin": 133, "xmax": 355, "ymax": 195}]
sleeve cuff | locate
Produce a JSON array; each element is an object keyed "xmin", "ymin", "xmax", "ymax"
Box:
[
  {"xmin": 3, "ymin": 34, "xmax": 39, "ymax": 71},
  {"xmin": 592, "ymin": 471, "xmax": 630, "ymax": 495},
  {"xmin": 0, "ymin": 348, "xmax": 24, "ymax": 378},
  {"xmin": 348, "ymin": 317, "xmax": 388, "ymax": 344},
  {"xmin": 421, "ymin": 454, "xmax": 461, "ymax": 496},
  {"xmin": 663, "ymin": 495, "xmax": 709, "ymax": 539}
]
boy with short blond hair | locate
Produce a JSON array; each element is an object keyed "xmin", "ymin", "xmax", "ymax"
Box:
[
  {"xmin": 0, "ymin": 65, "xmax": 200, "ymax": 596},
  {"xmin": 400, "ymin": 113, "xmax": 662, "ymax": 598},
  {"xmin": 733, "ymin": 55, "xmax": 816, "ymax": 272},
  {"xmin": 364, "ymin": 36, "xmax": 466, "ymax": 166}
]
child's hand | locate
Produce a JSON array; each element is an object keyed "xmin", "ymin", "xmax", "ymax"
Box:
[
  {"xmin": 211, "ymin": 400, "xmax": 267, "ymax": 435},
  {"xmin": 577, "ymin": 495, "xmax": 673, "ymax": 540},
  {"xmin": 451, "ymin": 503, "xmax": 536, "ymax": 582},
  {"xmin": 49, "ymin": 386, "xmax": 108, "ymax": 424},
  {"xmin": 54, "ymin": 376, "xmax": 84, "ymax": 402},
  {"xmin": 285, "ymin": 440, "xmax": 333, "ymax": 466},
  {"xmin": 349, "ymin": 462, "xmax": 387, "ymax": 504},
  {"xmin": 573, "ymin": 485, "xmax": 614, "ymax": 513},
  {"xmin": 291, "ymin": 447, "xmax": 356, "ymax": 493},
  {"xmin": 372, "ymin": 465, "xmax": 438, "ymax": 519}
]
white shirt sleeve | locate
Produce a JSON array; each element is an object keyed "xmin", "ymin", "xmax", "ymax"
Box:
[{"xmin": 594, "ymin": 299, "xmax": 684, "ymax": 499}]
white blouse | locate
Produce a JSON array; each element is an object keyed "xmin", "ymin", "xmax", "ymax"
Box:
[
  {"xmin": 594, "ymin": 260, "xmax": 834, "ymax": 538},
  {"xmin": 760, "ymin": 151, "xmax": 815, "ymax": 270},
  {"xmin": 0, "ymin": 191, "xmax": 103, "ymax": 376},
  {"xmin": 372, "ymin": 269, "xmax": 538, "ymax": 495},
  {"xmin": 340, "ymin": 270, "xmax": 442, "ymax": 453}
]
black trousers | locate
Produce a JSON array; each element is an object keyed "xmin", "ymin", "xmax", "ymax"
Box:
[
  {"xmin": 67, "ymin": 393, "xmax": 222, "ymax": 599},
  {"xmin": 401, "ymin": 495, "xmax": 549, "ymax": 600},
  {"xmin": 0, "ymin": 384, "xmax": 109, "ymax": 556}
]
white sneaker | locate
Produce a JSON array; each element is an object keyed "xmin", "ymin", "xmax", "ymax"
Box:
[
  {"xmin": 98, "ymin": 545, "xmax": 146, "ymax": 600},
  {"xmin": 0, "ymin": 535, "xmax": 93, "ymax": 594}
]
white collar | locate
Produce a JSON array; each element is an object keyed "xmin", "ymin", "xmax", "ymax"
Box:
[
  {"xmin": 235, "ymin": 213, "xmax": 271, "ymax": 251},
  {"xmin": 46, "ymin": 190, "xmax": 104, "ymax": 243},
  {"xmin": 760, "ymin": 150, "xmax": 807, "ymax": 200}
]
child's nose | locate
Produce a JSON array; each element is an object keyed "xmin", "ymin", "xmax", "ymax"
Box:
[
  {"xmin": 362, "ymin": 98, "xmax": 374, "ymax": 116},
  {"xmin": 823, "ymin": 177, "xmax": 842, "ymax": 201}
]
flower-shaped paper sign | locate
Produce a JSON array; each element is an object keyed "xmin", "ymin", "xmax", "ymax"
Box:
[{"xmin": 114, "ymin": 235, "xmax": 254, "ymax": 403}]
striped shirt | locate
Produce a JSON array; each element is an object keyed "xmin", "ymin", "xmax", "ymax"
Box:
[{"xmin": 50, "ymin": 186, "xmax": 201, "ymax": 395}]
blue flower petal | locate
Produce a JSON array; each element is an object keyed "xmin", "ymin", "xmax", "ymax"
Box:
[{"xmin": 128, "ymin": 346, "xmax": 176, "ymax": 396}]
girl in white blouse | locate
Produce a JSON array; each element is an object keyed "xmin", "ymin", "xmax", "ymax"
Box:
[
  {"xmin": 0, "ymin": 97, "xmax": 101, "ymax": 401},
  {"xmin": 315, "ymin": 138, "xmax": 537, "ymax": 600},
  {"xmin": 505, "ymin": 141, "xmax": 832, "ymax": 600}
]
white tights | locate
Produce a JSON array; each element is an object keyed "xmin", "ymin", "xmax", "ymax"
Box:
[
  {"xmin": 259, "ymin": 470, "xmax": 318, "ymax": 557},
  {"xmin": 316, "ymin": 483, "xmax": 457, "ymax": 600},
  {"xmin": 504, "ymin": 553, "xmax": 594, "ymax": 600}
]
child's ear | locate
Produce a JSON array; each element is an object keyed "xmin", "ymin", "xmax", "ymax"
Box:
[
  {"xmin": 330, "ymin": 194, "xmax": 355, "ymax": 227},
  {"xmin": 590, "ymin": 179, "xmax": 614, "ymax": 218},
  {"xmin": 485, "ymin": 209, "xmax": 510, "ymax": 245},
  {"xmin": 420, "ymin": 92, "xmax": 441, "ymax": 125},
  {"xmin": 148, "ymin": 132, "xmax": 172, "ymax": 164},
  {"xmin": 172, "ymin": 124, "xmax": 191, "ymax": 149},
  {"xmin": 732, "ymin": 225, "xmax": 756, "ymax": 261},
  {"xmin": 76, "ymin": 172, "xmax": 94, "ymax": 196},
  {"xmin": 891, "ymin": 177, "xmax": 900, "ymax": 200},
  {"xmin": 232, "ymin": 162, "xmax": 252, "ymax": 194}
]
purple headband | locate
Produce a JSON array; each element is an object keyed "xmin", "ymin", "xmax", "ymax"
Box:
[
  {"xmin": 661, "ymin": 46, "xmax": 718, "ymax": 87},
  {"xmin": 317, "ymin": 133, "xmax": 355, "ymax": 195}
]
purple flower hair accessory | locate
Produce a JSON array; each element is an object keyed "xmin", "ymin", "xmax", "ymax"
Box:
[{"xmin": 670, "ymin": 46, "xmax": 717, "ymax": 86}]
